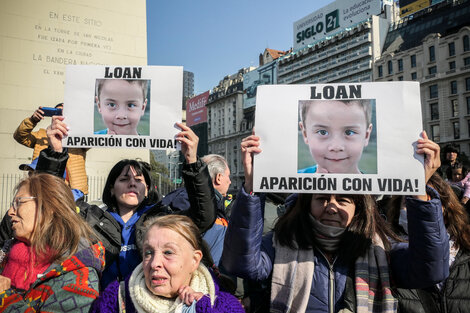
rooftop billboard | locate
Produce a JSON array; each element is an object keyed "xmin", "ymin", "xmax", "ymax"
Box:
[
  {"xmin": 293, "ymin": 0, "xmax": 382, "ymax": 50},
  {"xmin": 399, "ymin": 0, "xmax": 430, "ymax": 17},
  {"xmin": 186, "ymin": 91, "xmax": 209, "ymax": 127}
]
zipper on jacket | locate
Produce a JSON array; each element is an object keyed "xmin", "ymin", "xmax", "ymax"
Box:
[{"xmin": 318, "ymin": 249, "xmax": 337, "ymax": 313}]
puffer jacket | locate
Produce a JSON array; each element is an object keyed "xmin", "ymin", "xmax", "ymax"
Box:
[
  {"xmin": 0, "ymin": 241, "xmax": 105, "ymax": 312},
  {"xmin": 393, "ymin": 241, "xmax": 470, "ymax": 313},
  {"xmin": 13, "ymin": 117, "xmax": 89, "ymax": 194},
  {"xmin": 35, "ymin": 147, "xmax": 217, "ymax": 289},
  {"xmin": 221, "ymin": 186, "xmax": 449, "ymax": 313}
]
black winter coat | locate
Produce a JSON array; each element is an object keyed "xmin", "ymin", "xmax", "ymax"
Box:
[{"xmin": 394, "ymin": 248, "xmax": 470, "ymax": 313}]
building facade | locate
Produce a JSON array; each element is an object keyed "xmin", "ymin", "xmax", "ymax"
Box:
[
  {"xmin": 183, "ymin": 70, "xmax": 195, "ymax": 109},
  {"xmin": 277, "ymin": 2, "xmax": 398, "ymax": 85},
  {"xmin": 278, "ymin": 15, "xmax": 393, "ymax": 85},
  {"xmin": 206, "ymin": 68, "xmax": 254, "ymax": 190},
  {"xmin": 374, "ymin": 0, "xmax": 470, "ymax": 155},
  {"xmin": 0, "ymin": 0, "xmax": 148, "ymax": 208}
]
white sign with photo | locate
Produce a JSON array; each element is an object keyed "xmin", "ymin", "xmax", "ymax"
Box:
[
  {"xmin": 253, "ymin": 82, "xmax": 425, "ymax": 195},
  {"xmin": 63, "ymin": 65, "xmax": 182, "ymax": 149}
]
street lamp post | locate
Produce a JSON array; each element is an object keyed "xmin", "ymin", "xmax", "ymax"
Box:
[
  {"xmin": 169, "ymin": 161, "xmax": 183, "ymax": 189},
  {"xmin": 154, "ymin": 172, "xmax": 162, "ymax": 194}
]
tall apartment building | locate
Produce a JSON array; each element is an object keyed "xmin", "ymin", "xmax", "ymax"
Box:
[
  {"xmin": 183, "ymin": 70, "xmax": 195, "ymax": 109},
  {"xmin": 278, "ymin": 3, "xmax": 398, "ymax": 85},
  {"xmin": 206, "ymin": 68, "xmax": 254, "ymax": 190},
  {"xmin": 374, "ymin": 0, "xmax": 470, "ymax": 154}
]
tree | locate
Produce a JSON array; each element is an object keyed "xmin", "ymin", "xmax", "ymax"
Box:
[{"xmin": 149, "ymin": 153, "xmax": 173, "ymax": 195}]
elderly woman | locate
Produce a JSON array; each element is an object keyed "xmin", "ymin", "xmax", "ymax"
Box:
[
  {"xmin": 0, "ymin": 173, "xmax": 104, "ymax": 312},
  {"xmin": 91, "ymin": 215, "xmax": 243, "ymax": 313},
  {"xmin": 26, "ymin": 116, "xmax": 217, "ymax": 289}
]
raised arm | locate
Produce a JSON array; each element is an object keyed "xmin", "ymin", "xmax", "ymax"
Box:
[
  {"xmin": 240, "ymin": 131, "xmax": 262, "ymax": 193},
  {"xmin": 13, "ymin": 107, "xmax": 44, "ymax": 148},
  {"xmin": 413, "ymin": 130, "xmax": 441, "ymax": 200},
  {"xmin": 35, "ymin": 116, "xmax": 69, "ymax": 177},
  {"xmin": 176, "ymin": 122, "xmax": 216, "ymax": 233},
  {"xmin": 221, "ymin": 132, "xmax": 274, "ymax": 281},
  {"xmin": 391, "ymin": 131, "xmax": 449, "ymax": 288}
]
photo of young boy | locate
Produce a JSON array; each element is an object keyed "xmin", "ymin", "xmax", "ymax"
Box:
[
  {"xmin": 297, "ymin": 99, "xmax": 377, "ymax": 174},
  {"xmin": 94, "ymin": 79, "xmax": 150, "ymax": 135}
]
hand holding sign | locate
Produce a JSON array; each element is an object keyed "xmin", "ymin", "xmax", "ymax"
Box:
[
  {"xmin": 414, "ymin": 131, "xmax": 441, "ymax": 200},
  {"xmin": 175, "ymin": 122, "xmax": 198, "ymax": 164},
  {"xmin": 47, "ymin": 116, "xmax": 68, "ymax": 153},
  {"xmin": 241, "ymin": 130, "xmax": 262, "ymax": 194}
]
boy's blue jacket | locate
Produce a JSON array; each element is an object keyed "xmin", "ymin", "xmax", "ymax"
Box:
[{"xmin": 221, "ymin": 186, "xmax": 449, "ymax": 312}]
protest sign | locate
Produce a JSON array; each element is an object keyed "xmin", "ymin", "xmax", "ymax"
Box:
[
  {"xmin": 63, "ymin": 65, "xmax": 182, "ymax": 149},
  {"xmin": 253, "ymin": 82, "xmax": 425, "ymax": 195}
]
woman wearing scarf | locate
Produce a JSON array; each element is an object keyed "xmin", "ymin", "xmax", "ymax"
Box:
[
  {"xmin": 0, "ymin": 173, "xmax": 104, "ymax": 312},
  {"xmin": 221, "ymin": 131, "xmax": 449, "ymax": 313},
  {"xmin": 91, "ymin": 215, "xmax": 243, "ymax": 313}
]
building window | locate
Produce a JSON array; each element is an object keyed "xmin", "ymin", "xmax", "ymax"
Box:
[
  {"xmin": 453, "ymin": 121, "xmax": 460, "ymax": 139},
  {"xmin": 431, "ymin": 125, "xmax": 440, "ymax": 142},
  {"xmin": 467, "ymin": 97, "xmax": 470, "ymax": 114},
  {"xmin": 451, "ymin": 81, "xmax": 458, "ymax": 94},
  {"xmin": 387, "ymin": 60, "xmax": 393, "ymax": 75},
  {"xmin": 411, "ymin": 55, "xmax": 416, "ymax": 68},
  {"xmin": 449, "ymin": 61, "xmax": 456, "ymax": 70},
  {"xmin": 411, "ymin": 72, "xmax": 417, "ymax": 80},
  {"xmin": 398, "ymin": 76, "xmax": 404, "ymax": 81},
  {"xmin": 451, "ymin": 99, "xmax": 459, "ymax": 117},
  {"xmin": 430, "ymin": 102, "xmax": 439, "ymax": 120},
  {"xmin": 398, "ymin": 59, "xmax": 403, "ymax": 72},
  {"xmin": 378, "ymin": 65, "xmax": 383, "ymax": 78},
  {"xmin": 464, "ymin": 35, "xmax": 470, "ymax": 52},
  {"xmin": 429, "ymin": 46, "xmax": 435, "ymax": 62},
  {"xmin": 428, "ymin": 66, "xmax": 437, "ymax": 75},
  {"xmin": 448, "ymin": 42, "xmax": 455, "ymax": 56},
  {"xmin": 465, "ymin": 57, "xmax": 470, "ymax": 66},
  {"xmin": 467, "ymin": 77, "xmax": 470, "ymax": 91},
  {"xmin": 429, "ymin": 84, "xmax": 438, "ymax": 98}
]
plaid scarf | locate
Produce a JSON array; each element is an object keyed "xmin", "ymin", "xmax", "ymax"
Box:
[
  {"xmin": 355, "ymin": 235, "xmax": 397, "ymax": 313},
  {"xmin": 271, "ymin": 234, "xmax": 397, "ymax": 313}
]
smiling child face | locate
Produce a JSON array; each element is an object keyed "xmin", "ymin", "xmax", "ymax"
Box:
[
  {"xmin": 97, "ymin": 79, "xmax": 147, "ymax": 135},
  {"xmin": 300, "ymin": 100, "xmax": 372, "ymax": 173}
]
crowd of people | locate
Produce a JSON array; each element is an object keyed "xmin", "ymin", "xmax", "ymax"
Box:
[{"xmin": 0, "ymin": 105, "xmax": 470, "ymax": 313}]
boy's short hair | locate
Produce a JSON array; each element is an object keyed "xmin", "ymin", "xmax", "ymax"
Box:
[
  {"xmin": 95, "ymin": 79, "xmax": 148, "ymax": 101},
  {"xmin": 299, "ymin": 99, "xmax": 372, "ymax": 127}
]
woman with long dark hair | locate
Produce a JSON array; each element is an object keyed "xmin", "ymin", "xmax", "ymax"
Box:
[
  {"xmin": 385, "ymin": 172, "xmax": 470, "ymax": 313},
  {"xmin": 221, "ymin": 131, "xmax": 449, "ymax": 313}
]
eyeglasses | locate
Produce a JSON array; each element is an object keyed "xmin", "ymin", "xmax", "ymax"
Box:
[{"xmin": 10, "ymin": 196, "xmax": 36, "ymax": 212}]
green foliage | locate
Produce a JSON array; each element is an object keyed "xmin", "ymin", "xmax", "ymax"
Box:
[{"xmin": 149, "ymin": 153, "xmax": 172, "ymax": 186}]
